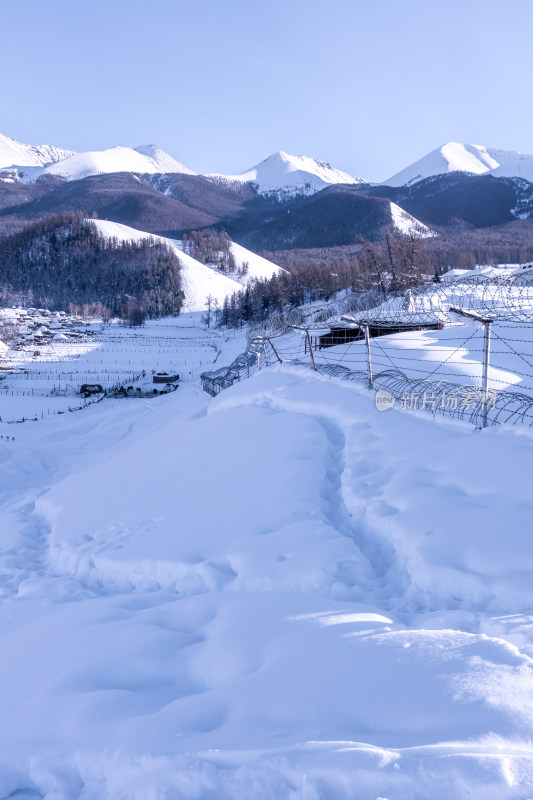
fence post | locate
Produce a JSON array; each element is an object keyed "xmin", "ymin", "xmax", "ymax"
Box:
[
  {"xmin": 268, "ymin": 338, "xmax": 283, "ymax": 364},
  {"xmin": 481, "ymin": 320, "xmax": 492, "ymax": 429},
  {"xmin": 364, "ymin": 325, "xmax": 373, "ymax": 388},
  {"xmin": 261, "ymin": 339, "xmax": 269, "ymax": 365},
  {"xmin": 305, "ymin": 329, "xmax": 317, "ymax": 370}
]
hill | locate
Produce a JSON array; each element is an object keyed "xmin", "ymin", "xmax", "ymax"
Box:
[{"xmin": 0, "ymin": 215, "xmax": 184, "ymax": 316}]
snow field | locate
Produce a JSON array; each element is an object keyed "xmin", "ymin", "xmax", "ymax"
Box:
[
  {"xmin": 0, "ymin": 315, "xmax": 242, "ymax": 422},
  {"xmin": 2, "ymin": 315, "xmax": 533, "ymax": 797}
]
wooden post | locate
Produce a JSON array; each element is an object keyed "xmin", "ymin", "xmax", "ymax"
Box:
[
  {"xmin": 364, "ymin": 325, "xmax": 373, "ymax": 388},
  {"xmin": 268, "ymin": 338, "xmax": 283, "ymax": 363},
  {"xmin": 481, "ymin": 320, "xmax": 492, "ymax": 429},
  {"xmin": 305, "ymin": 329, "xmax": 317, "ymax": 370}
]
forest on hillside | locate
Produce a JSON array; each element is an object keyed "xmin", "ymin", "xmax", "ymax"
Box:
[{"xmin": 0, "ymin": 214, "xmax": 184, "ymax": 317}]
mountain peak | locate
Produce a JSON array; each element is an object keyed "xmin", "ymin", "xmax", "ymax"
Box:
[
  {"xmin": 209, "ymin": 150, "xmax": 366, "ymax": 198},
  {"xmin": 385, "ymin": 142, "xmax": 533, "ymax": 186}
]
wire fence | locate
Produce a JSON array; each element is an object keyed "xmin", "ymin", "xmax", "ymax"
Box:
[{"xmin": 201, "ymin": 271, "xmax": 533, "ymax": 429}]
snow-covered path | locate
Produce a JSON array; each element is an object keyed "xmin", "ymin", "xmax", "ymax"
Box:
[{"xmin": 2, "ymin": 319, "xmax": 533, "ymax": 798}]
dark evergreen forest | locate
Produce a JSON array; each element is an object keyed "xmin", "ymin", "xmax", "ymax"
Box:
[{"xmin": 0, "ymin": 214, "xmax": 184, "ymax": 317}]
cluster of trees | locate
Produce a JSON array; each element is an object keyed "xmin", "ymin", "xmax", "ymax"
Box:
[
  {"xmin": 356, "ymin": 234, "xmax": 430, "ymax": 292},
  {"xmin": 0, "ymin": 213, "xmax": 184, "ymax": 318},
  {"xmin": 182, "ymin": 230, "xmax": 236, "ymax": 272},
  {"xmin": 426, "ymin": 225, "xmax": 533, "ymax": 270},
  {"xmin": 264, "ymin": 223, "xmax": 533, "ymax": 275},
  {"xmin": 216, "ymin": 234, "xmax": 431, "ymax": 327},
  {"xmin": 181, "ymin": 230, "xmax": 249, "ymax": 277},
  {"xmin": 217, "ymin": 264, "xmax": 352, "ymax": 327}
]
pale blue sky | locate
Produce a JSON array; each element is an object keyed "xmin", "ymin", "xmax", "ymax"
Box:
[{"xmin": 2, "ymin": 0, "xmax": 532, "ymax": 181}]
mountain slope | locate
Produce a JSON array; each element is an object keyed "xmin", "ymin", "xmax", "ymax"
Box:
[
  {"xmin": 210, "ymin": 150, "xmax": 366, "ymax": 198},
  {"xmin": 233, "ymin": 186, "xmax": 433, "ymax": 250},
  {"xmin": 362, "ymin": 173, "xmax": 533, "ymax": 229},
  {"xmin": 385, "ymin": 141, "xmax": 533, "ymax": 186},
  {"xmin": 0, "ymin": 173, "xmax": 216, "ymax": 236}
]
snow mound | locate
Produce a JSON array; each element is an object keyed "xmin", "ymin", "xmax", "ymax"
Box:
[
  {"xmin": 209, "ymin": 150, "xmax": 366, "ymax": 197},
  {"xmin": 0, "ymin": 132, "xmax": 74, "ymax": 169},
  {"xmin": 385, "ymin": 141, "xmax": 533, "ymax": 186},
  {"xmin": 41, "ymin": 145, "xmax": 196, "ymax": 181},
  {"xmin": 90, "ymin": 219, "xmax": 242, "ymax": 311}
]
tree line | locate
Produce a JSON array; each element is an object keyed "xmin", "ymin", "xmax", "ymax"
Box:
[{"xmin": 216, "ymin": 233, "xmax": 431, "ymax": 327}]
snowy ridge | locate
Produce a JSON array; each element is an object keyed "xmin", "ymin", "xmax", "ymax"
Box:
[
  {"xmin": 385, "ymin": 141, "xmax": 533, "ymax": 186},
  {"xmin": 0, "ymin": 132, "xmax": 74, "ymax": 169},
  {"xmin": 40, "ymin": 145, "xmax": 196, "ymax": 181},
  {"xmin": 209, "ymin": 150, "xmax": 366, "ymax": 197},
  {"xmin": 90, "ymin": 219, "xmax": 266, "ymax": 310}
]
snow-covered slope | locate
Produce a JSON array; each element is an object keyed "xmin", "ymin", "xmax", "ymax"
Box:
[
  {"xmin": 176, "ymin": 237, "xmax": 284, "ymax": 283},
  {"xmin": 90, "ymin": 219, "xmax": 242, "ymax": 311},
  {"xmin": 230, "ymin": 240, "xmax": 283, "ymax": 280},
  {"xmin": 41, "ymin": 145, "xmax": 196, "ymax": 181},
  {"xmin": 0, "ymin": 132, "xmax": 74, "ymax": 169},
  {"xmin": 385, "ymin": 141, "xmax": 533, "ymax": 186},
  {"xmin": 210, "ymin": 150, "xmax": 366, "ymax": 197},
  {"xmin": 390, "ymin": 201, "xmax": 435, "ymax": 237}
]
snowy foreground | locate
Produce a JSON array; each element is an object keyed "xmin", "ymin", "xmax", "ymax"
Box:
[{"xmin": 2, "ymin": 316, "xmax": 533, "ymax": 799}]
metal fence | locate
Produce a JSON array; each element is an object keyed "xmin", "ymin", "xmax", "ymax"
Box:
[{"xmin": 201, "ymin": 271, "xmax": 533, "ymax": 429}]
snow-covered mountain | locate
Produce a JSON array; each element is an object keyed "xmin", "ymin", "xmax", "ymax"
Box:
[
  {"xmin": 209, "ymin": 151, "xmax": 366, "ymax": 198},
  {"xmin": 0, "ymin": 132, "xmax": 74, "ymax": 169},
  {"xmin": 40, "ymin": 145, "xmax": 196, "ymax": 181},
  {"xmin": 0, "ymin": 134, "xmax": 196, "ymax": 183},
  {"xmin": 385, "ymin": 141, "xmax": 533, "ymax": 186}
]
